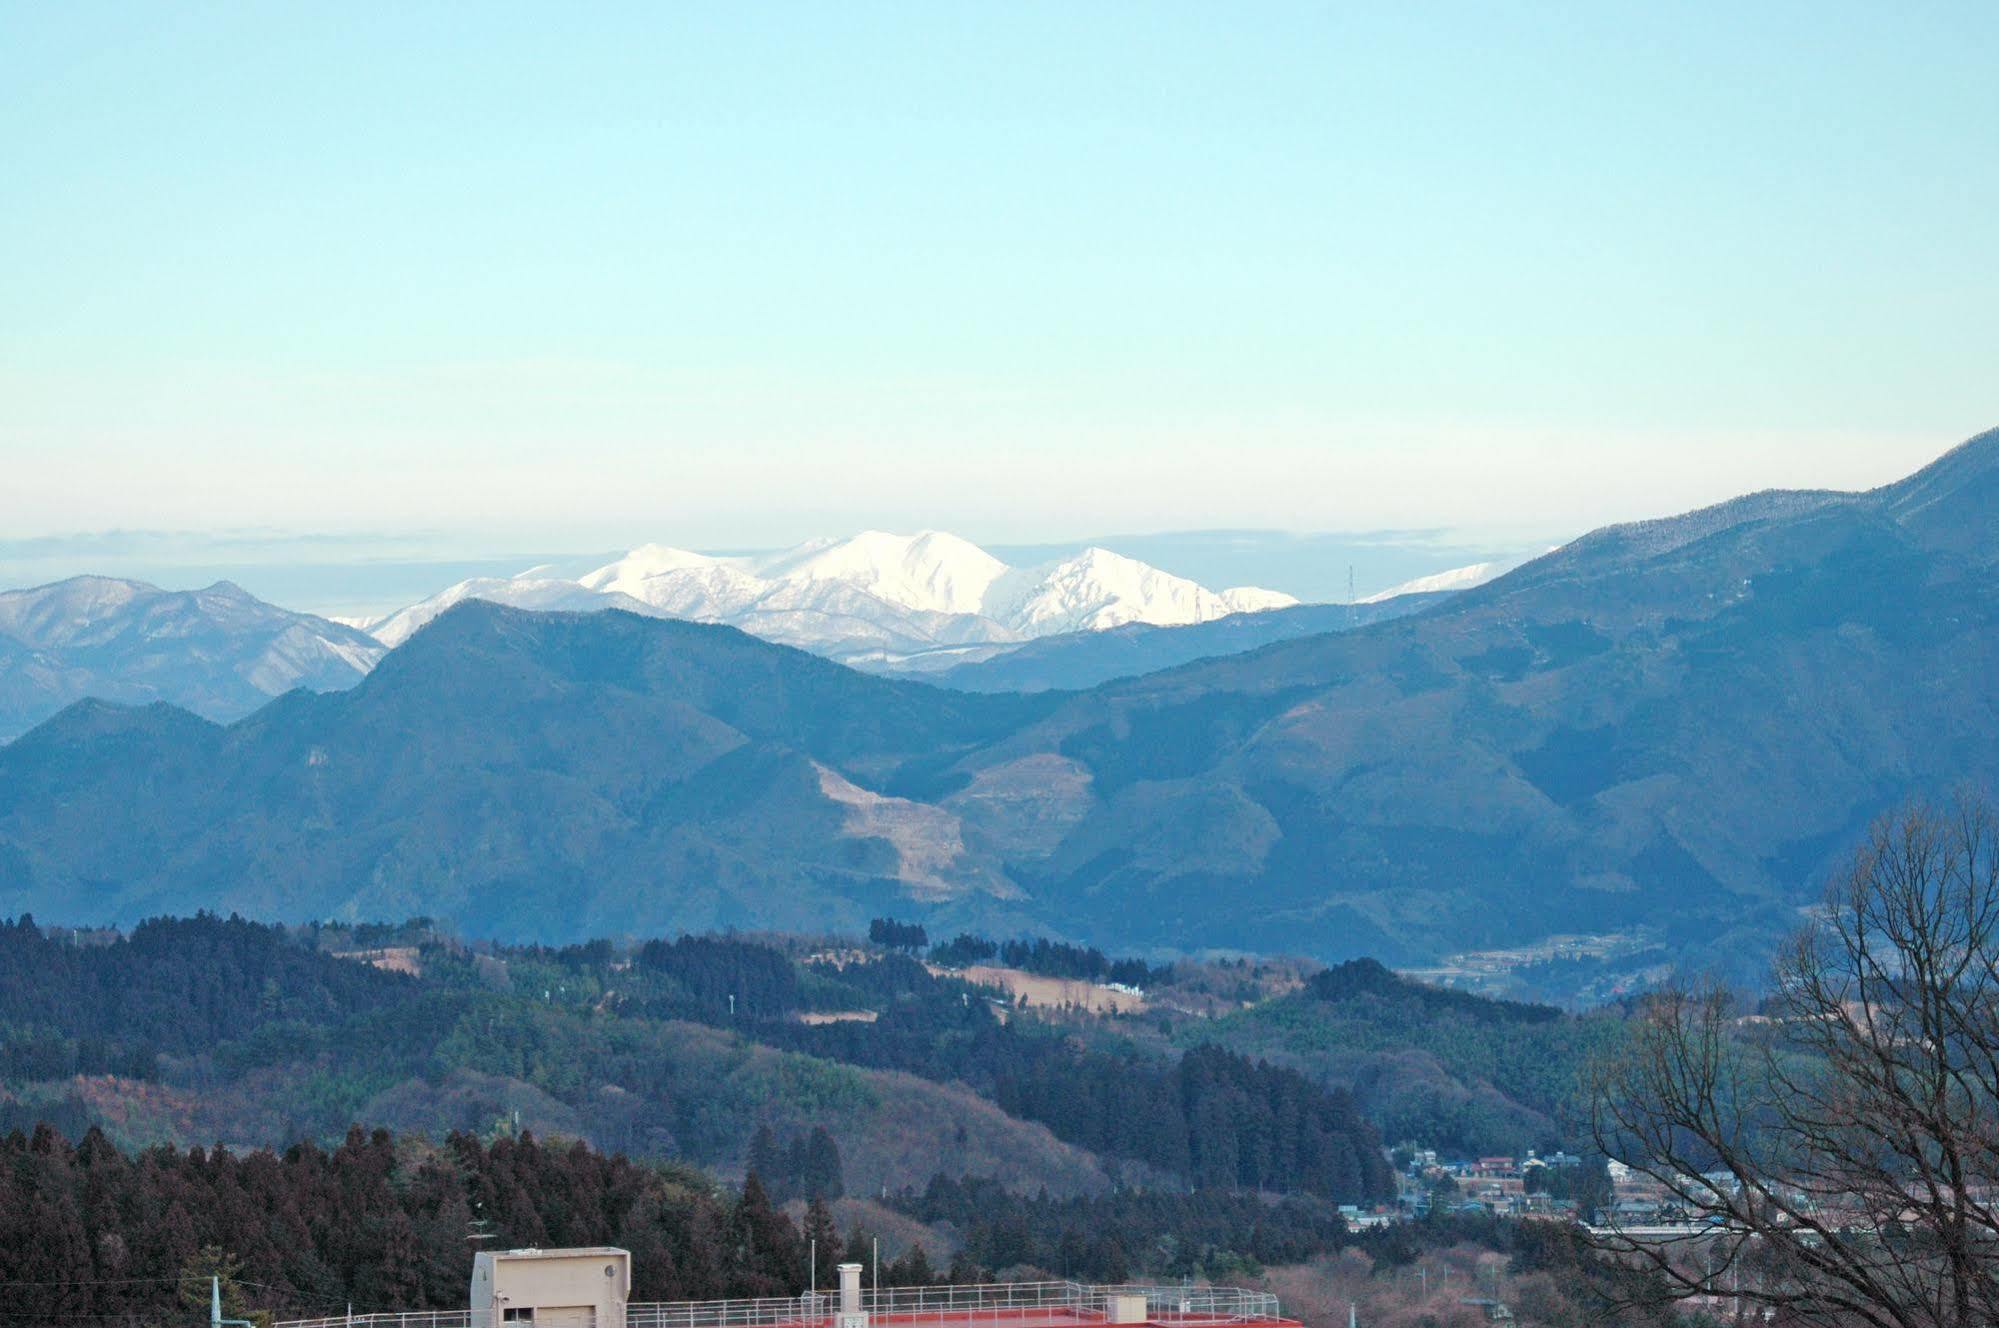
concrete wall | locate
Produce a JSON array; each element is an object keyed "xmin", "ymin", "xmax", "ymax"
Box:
[{"xmin": 471, "ymin": 1249, "xmax": 631, "ymax": 1327}]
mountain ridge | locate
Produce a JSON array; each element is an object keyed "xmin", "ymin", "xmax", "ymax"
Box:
[
  {"xmin": 0, "ymin": 576, "xmax": 385, "ymax": 741},
  {"xmin": 3, "ymin": 429, "xmax": 1994, "ymax": 982},
  {"xmin": 0, "ymin": 600, "xmax": 1057, "ymax": 941},
  {"xmin": 367, "ymin": 530, "xmax": 1300, "ymax": 665},
  {"xmin": 923, "ymin": 592, "xmax": 1452, "ymax": 693}
]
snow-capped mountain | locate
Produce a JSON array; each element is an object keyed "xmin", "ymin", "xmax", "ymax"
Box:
[
  {"xmin": 982, "ymin": 546, "xmax": 1295, "ymax": 635},
  {"xmin": 1358, "ymin": 560, "xmax": 1513, "ymax": 603},
  {"xmin": 367, "ymin": 532, "xmax": 1299, "ymax": 666},
  {"xmin": 0, "ymin": 576, "xmax": 386, "ymax": 740},
  {"xmin": 366, "ymin": 576, "xmax": 656, "ymax": 654}
]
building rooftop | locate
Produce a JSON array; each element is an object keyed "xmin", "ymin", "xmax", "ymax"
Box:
[{"xmin": 274, "ymin": 1279, "xmax": 1297, "ymax": 1328}]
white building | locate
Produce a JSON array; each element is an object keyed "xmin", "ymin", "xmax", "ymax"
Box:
[{"xmin": 470, "ymin": 1247, "xmax": 632, "ymax": 1328}]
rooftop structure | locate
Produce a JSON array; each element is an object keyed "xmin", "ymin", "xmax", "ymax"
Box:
[
  {"xmin": 271, "ymin": 1249, "xmax": 1297, "ymax": 1328},
  {"xmin": 472, "ymin": 1247, "xmax": 630, "ymax": 1327}
]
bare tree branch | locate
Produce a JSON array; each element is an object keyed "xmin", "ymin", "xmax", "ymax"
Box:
[{"xmin": 1587, "ymin": 794, "xmax": 1999, "ymax": 1328}]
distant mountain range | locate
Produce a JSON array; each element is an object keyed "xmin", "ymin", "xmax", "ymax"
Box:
[
  {"xmin": 363, "ymin": 531, "xmax": 1300, "ymax": 668},
  {"xmin": 926, "ymin": 593, "xmax": 1451, "ymax": 692},
  {"xmin": 2, "ymin": 428, "xmax": 1993, "ymax": 978},
  {"xmin": 0, "ymin": 577, "xmax": 384, "ymax": 741},
  {"xmin": 1358, "ymin": 559, "xmax": 1520, "ymax": 602},
  {"xmin": 0, "ymin": 534, "xmax": 1319, "ymax": 737}
]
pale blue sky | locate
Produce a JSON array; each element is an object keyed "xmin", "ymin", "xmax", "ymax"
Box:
[{"xmin": 2, "ymin": 2, "xmax": 1993, "ymax": 576}]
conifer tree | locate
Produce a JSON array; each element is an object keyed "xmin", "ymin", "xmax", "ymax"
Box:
[
  {"xmin": 728, "ymin": 1172, "xmax": 801, "ymax": 1296},
  {"xmin": 802, "ymin": 1126, "xmax": 844, "ymax": 1200},
  {"xmin": 890, "ymin": 1243, "xmax": 933, "ymax": 1287},
  {"xmin": 745, "ymin": 1124, "xmax": 782, "ymax": 1192},
  {"xmin": 802, "ymin": 1197, "xmax": 840, "ymax": 1289}
]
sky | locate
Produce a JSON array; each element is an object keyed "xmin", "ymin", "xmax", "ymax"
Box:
[{"xmin": 1, "ymin": 2, "xmax": 1994, "ymax": 606}]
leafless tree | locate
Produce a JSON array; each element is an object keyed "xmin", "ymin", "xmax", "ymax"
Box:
[{"xmin": 1589, "ymin": 796, "xmax": 1999, "ymax": 1328}]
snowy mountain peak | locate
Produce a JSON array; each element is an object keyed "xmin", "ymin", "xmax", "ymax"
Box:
[
  {"xmin": 579, "ymin": 543, "xmax": 718, "ymax": 591},
  {"xmin": 989, "ymin": 546, "xmax": 1299, "ymax": 635},
  {"xmin": 750, "ymin": 530, "xmax": 1009, "ymax": 616},
  {"xmin": 1217, "ymin": 584, "xmax": 1300, "ymax": 614},
  {"xmin": 367, "ymin": 531, "xmax": 1301, "ymax": 667},
  {"xmin": 1358, "ymin": 561, "xmax": 1511, "ymax": 603}
]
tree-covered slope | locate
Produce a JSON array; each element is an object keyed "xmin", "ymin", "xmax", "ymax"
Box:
[
  {"xmin": 0, "ymin": 608, "xmax": 1056, "ymax": 939},
  {"xmin": 1172, "ymin": 960, "xmax": 1622, "ymax": 1156},
  {"xmin": 0, "ymin": 916, "xmax": 1391, "ymax": 1204},
  {"xmin": 2, "ymin": 430, "xmax": 1996, "ymax": 971},
  {"xmin": 937, "ymin": 428, "xmax": 1999, "ymax": 971}
]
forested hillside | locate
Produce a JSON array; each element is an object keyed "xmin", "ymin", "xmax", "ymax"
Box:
[
  {"xmin": 0, "ymin": 1122, "xmax": 1644, "ymax": 1328},
  {"xmin": 0, "ymin": 917, "xmax": 1659, "ymax": 1328},
  {"xmin": 0, "ymin": 1124, "xmax": 908, "ymax": 1324},
  {"xmin": 0, "ymin": 915, "xmax": 1399, "ymax": 1205},
  {"xmin": 1173, "ymin": 960, "xmax": 1622, "ymax": 1155},
  {"xmin": 5, "ymin": 432, "xmax": 1996, "ymax": 980}
]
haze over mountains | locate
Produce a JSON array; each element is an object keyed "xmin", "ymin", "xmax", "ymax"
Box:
[
  {"xmin": 0, "ymin": 534, "xmax": 1309, "ymax": 737},
  {"xmin": 0, "ymin": 577, "xmax": 384, "ymax": 741},
  {"xmin": 365, "ymin": 531, "xmax": 1300, "ymax": 668},
  {"xmin": 1, "ymin": 429, "xmax": 1992, "ymax": 984}
]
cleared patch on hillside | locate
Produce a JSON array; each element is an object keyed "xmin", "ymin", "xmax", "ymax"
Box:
[
  {"xmin": 945, "ymin": 963, "xmax": 1150, "ymax": 1015},
  {"xmin": 797, "ymin": 1009, "xmax": 879, "ymax": 1025},
  {"xmin": 332, "ymin": 945, "xmax": 423, "ymax": 976},
  {"xmin": 817, "ymin": 764, "xmax": 1021, "ymax": 901}
]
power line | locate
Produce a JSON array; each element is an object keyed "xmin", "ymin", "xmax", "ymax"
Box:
[
  {"xmin": 0, "ymin": 1275, "xmax": 360, "ymax": 1316},
  {"xmin": 0, "ymin": 1313, "xmax": 196, "ymax": 1322},
  {"xmin": 0, "ymin": 1276, "xmax": 184, "ymax": 1288}
]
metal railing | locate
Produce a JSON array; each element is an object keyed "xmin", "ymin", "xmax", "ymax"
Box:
[
  {"xmin": 629, "ymin": 1281, "xmax": 1096, "ymax": 1328},
  {"xmin": 274, "ymin": 1281, "xmax": 1286, "ymax": 1328},
  {"xmin": 626, "ymin": 1291, "xmax": 833, "ymax": 1328},
  {"xmin": 1095, "ymin": 1287, "xmax": 1283, "ymax": 1324},
  {"xmin": 275, "ymin": 1316, "xmax": 476, "ymax": 1328}
]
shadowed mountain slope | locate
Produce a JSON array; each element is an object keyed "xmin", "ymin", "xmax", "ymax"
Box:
[
  {"xmin": 0, "ymin": 607, "xmax": 1054, "ymax": 938},
  {"xmin": 918, "ymin": 592, "xmax": 1449, "ymax": 693},
  {"xmin": 2, "ymin": 430, "xmax": 1995, "ymax": 972},
  {"xmin": 938, "ymin": 428, "xmax": 1999, "ymax": 970}
]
